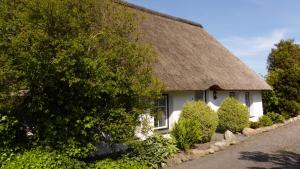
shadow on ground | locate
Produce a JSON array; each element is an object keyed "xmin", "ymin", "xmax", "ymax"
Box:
[{"xmin": 239, "ymin": 151, "xmax": 300, "ymax": 169}]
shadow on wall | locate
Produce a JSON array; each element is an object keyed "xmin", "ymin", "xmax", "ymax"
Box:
[{"xmin": 239, "ymin": 151, "xmax": 300, "ymax": 169}]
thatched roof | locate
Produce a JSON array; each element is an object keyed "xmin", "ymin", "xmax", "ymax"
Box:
[{"xmin": 123, "ymin": 2, "xmax": 271, "ymax": 91}]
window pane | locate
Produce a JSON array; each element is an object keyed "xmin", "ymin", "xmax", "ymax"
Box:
[
  {"xmin": 195, "ymin": 91, "xmax": 204, "ymax": 101},
  {"xmin": 245, "ymin": 92, "xmax": 250, "ymax": 108},
  {"xmin": 158, "ymin": 95, "xmax": 167, "ymax": 106},
  {"xmin": 154, "ymin": 117, "xmax": 158, "ymax": 127},
  {"xmin": 154, "ymin": 95, "xmax": 168, "ymax": 129},
  {"xmin": 229, "ymin": 92, "xmax": 235, "ymax": 98},
  {"xmin": 159, "ymin": 113, "xmax": 166, "ymax": 126}
]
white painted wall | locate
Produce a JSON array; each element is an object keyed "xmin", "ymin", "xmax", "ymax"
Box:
[
  {"xmin": 165, "ymin": 90, "xmax": 264, "ymax": 130},
  {"xmin": 207, "ymin": 90, "xmax": 229, "ymax": 111},
  {"xmin": 136, "ymin": 90, "xmax": 264, "ymax": 139},
  {"xmin": 249, "ymin": 91, "xmax": 264, "ymax": 122},
  {"xmin": 206, "ymin": 90, "xmax": 263, "ymax": 122},
  {"xmin": 135, "ymin": 91, "xmax": 195, "ymax": 139},
  {"xmin": 168, "ymin": 91, "xmax": 195, "ymax": 129}
]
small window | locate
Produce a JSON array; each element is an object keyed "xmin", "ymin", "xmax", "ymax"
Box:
[
  {"xmin": 245, "ymin": 92, "xmax": 251, "ymax": 110},
  {"xmin": 154, "ymin": 95, "xmax": 168, "ymax": 129},
  {"xmin": 229, "ymin": 92, "xmax": 236, "ymax": 98},
  {"xmin": 195, "ymin": 91, "xmax": 204, "ymax": 101}
]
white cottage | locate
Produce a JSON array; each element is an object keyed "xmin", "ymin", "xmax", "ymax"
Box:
[{"xmin": 122, "ymin": 2, "xmax": 271, "ymax": 131}]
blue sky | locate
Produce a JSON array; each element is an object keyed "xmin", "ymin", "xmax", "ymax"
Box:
[{"xmin": 127, "ymin": 0, "xmax": 300, "ymax": 75}]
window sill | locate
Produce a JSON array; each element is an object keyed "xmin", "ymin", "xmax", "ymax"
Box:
[{"xmin": 154, "ymin": 126, "xmax": 168, "ymax": 130}]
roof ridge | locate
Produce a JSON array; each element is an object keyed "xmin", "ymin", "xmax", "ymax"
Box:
[{"xmin": 118, "ymin": 1, "xmax": 203, "ymax": 28}]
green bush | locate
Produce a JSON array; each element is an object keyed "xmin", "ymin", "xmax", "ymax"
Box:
[
  {"xmin": 265, "ymin": 40, "xmax": 300, "ymax": 117},
  {"xmin": 0, "ymin": 115, "xmax": 19, "ymax": 149},
  {"xmin": 266, "ymin": 112, "xmax": 285, "ymax": 123},
  {"xmin": 171, "ymin": 119, "xmax": 202, "ymax": 151},
  {"xmin": 218, "ymin": 97, "xmax": 249, "ymax": 133},
  {"xmin": 249, "ymin": 121, "xmax": 261, "ymax": 129},
  {"xmin": 258, "ymin": 115, "xmax": 273, "ymax": 127},
  {"xmin": 0, "ymin": 0, "xmax": 162, "ymax": 158},
  {"xmin": 1, "ymin": 148, "xmax": 86, "ymax": 169},
  {"xmin": 0, "ymin": 149, "xmax": 16, "ymax": 165},
  {"xmin": 1, "ymin": 149, "xmax": 152, "ymax": 169},
  {"xmin": 91, "ymin": 158, "xmax": 149, "ymax": 169},
  {"xmin": 278, "ymin": 99, "xmax": 300, "ymax": 117},
  {"xmin": 180, "ymin": 101, "xmax": 218, "ymax": 142},
  {"xmin": 126, "ymin": 134, "xmax": 177, "ymax": 168},
  {"xmin": 281, "ymin": 112, "xmax": 291, "ymax": 120}
]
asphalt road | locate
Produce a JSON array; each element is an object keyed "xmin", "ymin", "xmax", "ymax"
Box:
[{"xmin": 170, "ymin": 120, "xmax": 300, "ymax": 169}]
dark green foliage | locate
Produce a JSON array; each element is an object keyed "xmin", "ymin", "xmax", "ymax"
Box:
[
  {"xmin": 218, "ymin": 98, "xmax": 249, "ymax": 133},
  {"xmin": 180, "ymin": 101, "xmax": 218, "ymax": 142},
  {"xmin": 171, "ymin": 119, "xmax": 202, "ymax": 151},
  {"xmin": 1, "ymin": 149, "xmax": 150, "ymax": 169},
  {"xmin": 250, "ymin": 113, "xmax": 284, "ymax": 129},
  {"xmin": 267, "ymin": 40, "xmax": 300, "ymax": 72},
  {"xmin": 266, "ymin": 112, "xmax": 285, "ymax": 123},
  {"xmin": 278, "ymin": 99, "xmax": 300, "ymax": 117},
  {"xmin": 265, "ymin": 40, "xmax": 300, "ymax": 117},
  {"xmin": 1, "ymin": 148, "xmax": 87, "ymax": 169},
  {"xmin": 126, "ymin": 134, "xmax": 177, "ymax": 168},
  {"xmin": 91, "ymin": 158, "xmax": 149, "ymax": 169},
  {"xmin": 0, "ymin": 0, "xmax": 161, "ymax": 158},
  {"xmin": 262, "ymin": 90, "xmax": 279, "ymax": 114},
  {"xmin": 0, "ymin": 116, "xmax": 19, "ymax": 149},
  {"xmin": 258, "ymin": 115, "xmax": 273, "ymax": 127},
  {"xmin": 0, "ymin": 149, "xmax": 17, "ymax": 165},
  {"xmin": 249, "ymin": 121, "xmax": 260, "ymax": 129},
  {"xmin": 281, "ymin": 112, "xmax": 291, "ymax": 120}
]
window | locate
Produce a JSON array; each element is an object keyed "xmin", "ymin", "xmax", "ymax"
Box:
[
  {"xmin": 229, "ymin": 92, "xmax": 236, "ymax": 98},
  {"xmin": 245, "ymin": 92, "xmax": 251, "ymax": 110},
  {"xmin": 154, "ymin": 95, "xmax": 168, "ymax": 129},
  {"xmin": 195, "ymin": 91, "xmax": 204, "ymax": 101}
]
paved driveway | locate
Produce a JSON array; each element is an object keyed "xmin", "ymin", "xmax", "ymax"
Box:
[{"xmin": 170, "ymin": 120, "xmax": 300, "ymax": 169}]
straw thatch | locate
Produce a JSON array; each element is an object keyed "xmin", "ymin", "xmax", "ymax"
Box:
[{"xmin": 123, "ymin": 2, "xmax": 271, "ymax": 91}]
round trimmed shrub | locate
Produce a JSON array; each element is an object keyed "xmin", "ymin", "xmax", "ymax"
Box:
[
  {"xmin": 258, "ymin": 115, "xmax": 273, "ymax": 126},
  {"xmin": 218, "ymin": 97, "xmax": 249, "ymax": 133},
  {"xmin": 180, "ymin": 101, "xmax": 218, "ymax": 143}
]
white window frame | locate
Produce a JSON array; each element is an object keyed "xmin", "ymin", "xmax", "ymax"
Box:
[{"xmin": 154, "ymin": 94, "xmax": 168, "ymax": 130}]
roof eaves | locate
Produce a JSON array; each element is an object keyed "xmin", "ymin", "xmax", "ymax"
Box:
[{"xmin": 118, "ymin": 0, "xmax": 203, "ymax": 28}]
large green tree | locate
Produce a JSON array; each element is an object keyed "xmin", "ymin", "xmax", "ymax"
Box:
[
  {"xmin": 264, "ymin": 40, "xmax": 300, "ymax": 117},
  {"xmin": 0, "ymin": 0, "xmax": 162, "ymax": 158}
]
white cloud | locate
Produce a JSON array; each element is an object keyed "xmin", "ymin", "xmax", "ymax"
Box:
[{"xmin": 221, "ymin": 29, "xmax": 288, "ymax": 58}]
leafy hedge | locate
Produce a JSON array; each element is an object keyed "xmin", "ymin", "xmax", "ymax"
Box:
[
  {"xmin": 1, "ymin": 149, "xmax": 86, "ymax": 169},
  {"xmin": 126, "ymin": 134, "xmax": 177, "ymax": 168},
  {"xmin": 1, "ymin": 149, "xmax": 151, "ymax": 169},
  {"xmin": 1, "ymin": 134, "xmax": 176, "ymax": 169},
  {"xmin": 250, "ymin": 113, "xmax": 281, "ymax": 129},
  {"xmin": 266, "ymin": 112, "xmax": 285, "ymax": 123},
  {"xmin": 92, "ymin": 158, "xmax": 149, "ymax": 169},
  {"xmin": 218, "ymin": 98, "xmax": 249, "ymax": 133}
]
